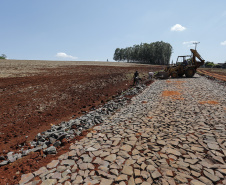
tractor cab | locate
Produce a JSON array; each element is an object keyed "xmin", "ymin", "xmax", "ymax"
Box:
[{"xmin": 176, "ymin": 55, "xmax": 191, "ymax": 66}]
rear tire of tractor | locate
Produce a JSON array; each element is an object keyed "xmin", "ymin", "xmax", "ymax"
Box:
[{"xmin": 185, "ymin": 68, "xmax": 195, "ymax": 78}]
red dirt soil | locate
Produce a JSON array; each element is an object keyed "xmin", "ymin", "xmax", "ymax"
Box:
[
  {"xmin": 0, "ymin": 64, "xmax": 162, "ymax": 184},
  {"xmin": 198, "ymin": 69, "xmax": 226, "ymax": 82}
]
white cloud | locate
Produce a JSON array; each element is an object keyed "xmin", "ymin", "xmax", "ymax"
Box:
[
  {"xmin": 56, "ymin": 52, "xmax": 78, "ymax": 59},
  {"xmin": 220, "ymin": 40, "xmax": 226, "ymax": 45},
  {"xmin": 171, "ymin": 24, "xmax": 186, "ymax": 32}
]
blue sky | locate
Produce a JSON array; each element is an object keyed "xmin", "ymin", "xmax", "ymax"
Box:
[{"xmin": 0, "ymin": 0, "xmax": 226, "ymax": 63}]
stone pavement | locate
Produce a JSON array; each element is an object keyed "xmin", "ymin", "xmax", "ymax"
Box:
[{"xmin": 19, "ymin": 75, "xmax": 226, "ymax": 185}]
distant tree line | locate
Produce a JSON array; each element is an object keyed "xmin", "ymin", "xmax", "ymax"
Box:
[
  {"xmin": 113, "ymin": 41, "xmax": 173, "ymax": 65},
  {"xmin": 204, "ymin": 61, "xmax": 226, "ymax": 68}
]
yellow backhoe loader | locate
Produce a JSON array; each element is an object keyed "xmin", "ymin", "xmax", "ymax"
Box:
[{"xmin": 155, "ymin": 49, "xmax": 205, "ymax": 79}]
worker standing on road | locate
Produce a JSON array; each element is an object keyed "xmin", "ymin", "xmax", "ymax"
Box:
[
  {"xmin": 148, "ymin": 72, "xmax": 154, "ymax": 80},
  {"xmin": 182, "ymin": 59, "xmax": 188, "ymax": 70},
  {"xmin": 133, "ymin": 71, "xmax": 139, "ymax": 85}
]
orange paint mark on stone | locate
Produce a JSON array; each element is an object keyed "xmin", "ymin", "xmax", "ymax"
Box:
[
  {"xmin": 166, "ymin": 80, "xmax": 185, "ymax": 84},
  {"xmin": 199, "ymin": 101, "xmax": 205, "ymax": 104},
  {"xmin": 142, "ymin": 101, "xmax": 148, "ymax": 104},
  {"xmin": 207, "ymin": 101, "xmax": 219, "ymax": 105},
  {"xmin": 172, "ymin": 97, "xmax": 184, "ymax": 100},
  {"xmin": 175, "ymin": 80, "xmax": 185, "ymax": 84},
  {"xmin": 162, "ymin": 90, "xmax": 184, "ymax": 101},
  {"xmin": 199, "ymin": 100, "xmax": 219, "ymax": 105},
  {"xmin": 162, "ymin": 91, "xmax": 181, "ymax": 96}
]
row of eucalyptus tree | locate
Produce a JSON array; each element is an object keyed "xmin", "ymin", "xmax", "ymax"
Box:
[{"xmin": 113, "ymin": 41, "xmax": 173, "ymax": 65}]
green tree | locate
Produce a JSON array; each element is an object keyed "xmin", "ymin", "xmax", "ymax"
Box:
[
  {"xmin": 113, "ymin": 41, "xmax": 173, "ymax": 65},
  {"xmin": 205, "ymin": 61, "xmax": 215, "ymax": 68},
  {"xmin": 113, "ymin": 48, "xmax": 120, "ymax": 61},
  {"xmin": 0, "ymin": 54, "xmax": 7, "ymax": 59}
]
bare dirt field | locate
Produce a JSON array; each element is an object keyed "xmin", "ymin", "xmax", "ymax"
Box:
[
  {"xmin": 199, "ymin": 68, "xmax": 226, "ymax": 76},
  {"xmin": 198, "ymin": 68, "xmax": 226, "ymax": 82},
  {"xmin": 0, "ymin": 59, "xmax": 163, "ymax": 184}
]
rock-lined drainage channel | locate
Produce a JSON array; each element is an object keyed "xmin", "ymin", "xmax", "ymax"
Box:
[
  {"xmin": 16, "ymin": 74, "xmax": 226, "ymax": 184},
  {"xmin": 0, "ymin": 84, "xmax": 147, "ymax": 166}
]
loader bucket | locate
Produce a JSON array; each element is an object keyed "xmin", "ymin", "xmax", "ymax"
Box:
[{"xmin": 155, "ymin": 71, "xmax": 169, "ymax": 79}]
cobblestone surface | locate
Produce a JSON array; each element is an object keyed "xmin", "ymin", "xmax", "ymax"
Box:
[{"xmin": 19, "ymin": 75, "xmax": 226, "ymax": 185}]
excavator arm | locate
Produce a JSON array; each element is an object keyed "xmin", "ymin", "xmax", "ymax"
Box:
[{"xmin": 190, "ymin": 49, "xmax": 205, "ymax": 68}]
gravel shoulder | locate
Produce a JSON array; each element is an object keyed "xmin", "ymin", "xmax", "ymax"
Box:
[{"xmin": 16, "ymin": 75, "xmax": 226, "ymax": 185}]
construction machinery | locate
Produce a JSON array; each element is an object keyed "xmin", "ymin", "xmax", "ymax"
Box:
[{"xmin": 155, "ymin": 49, "xmax": 205, "ymax": 79}]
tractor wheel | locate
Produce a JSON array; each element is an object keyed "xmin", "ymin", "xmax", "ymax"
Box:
[
  {"xmin": 171, "ymin": 72, "xmax": 178, "ymax": 78},
  {"xmin": 185, "ymin": 68, "xmax": 195, "ymax": 78}
]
